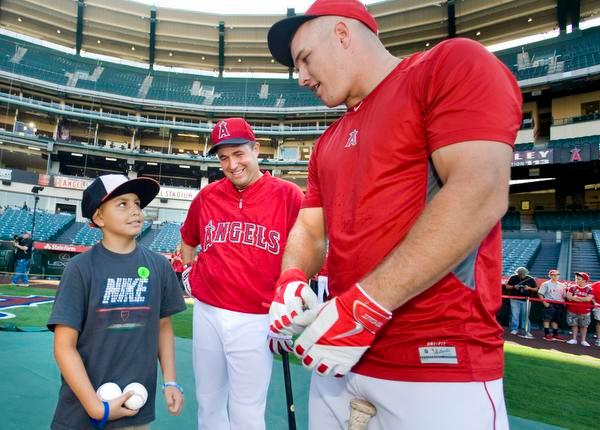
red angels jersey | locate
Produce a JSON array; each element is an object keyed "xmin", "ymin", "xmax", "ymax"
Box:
[
  {"xmin": 566, "ymin": 284, "xmax": 593, "ymax": 314},
  {"xmin": 303, "ymin": 38, "xmax": 522, "ymax": 382},
  {"xmin": 181, "ymin": 172, "xmax": 302, "ymax": 314}
]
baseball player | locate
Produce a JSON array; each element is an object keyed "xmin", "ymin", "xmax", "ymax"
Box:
[
  {"xmin": 179, "ymin": 117, "xmax": 303, "ymax": 430},
  {"xmin": 267, "ymin": 0, "xmax": 522, "ymax": 428}
]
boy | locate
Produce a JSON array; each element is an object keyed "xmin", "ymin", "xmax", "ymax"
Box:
[
  {"xmin": 538, "ymin": 269, "xmax": 567, "ymax": 342},
  {"xmin": 48, "ymin": 174, "xmax": 186, "ymax": 429},
  {"xmin": 565, "ymin": 272, "xmax": 594, "ymax": 346}
]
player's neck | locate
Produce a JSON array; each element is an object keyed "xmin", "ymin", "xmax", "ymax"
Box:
[{"xmin": 100, "ymin": 231, "xmax": 137, "ymax": 254}]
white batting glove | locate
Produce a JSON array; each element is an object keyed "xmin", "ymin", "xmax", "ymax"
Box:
[
  {"xmin": 294, "ymin": 283, "xmax": 392, "ymax": 377},
  {"xmin": 267, "ymin": 331, "xmax": 294, "ymax": 355},
  {"xmin": 269, "ymin": 268, "xmax": 319, "ymax": 336},
  {"xmin": 182, "ymin": 264, "xmax": 193, "ymax": 297}
]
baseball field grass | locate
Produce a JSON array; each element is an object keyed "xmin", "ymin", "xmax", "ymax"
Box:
[{"xmin": 2, "ymin": 284, "xmax": 599, "ymax": 429}]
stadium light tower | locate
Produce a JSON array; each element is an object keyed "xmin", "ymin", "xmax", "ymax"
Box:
[{"xmin": 30, "ymin": 186, "xmax": 44, "ymax": 243}]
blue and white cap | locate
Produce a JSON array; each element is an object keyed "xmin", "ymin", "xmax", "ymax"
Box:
[{"xmin": 82, "ymin": 174, "xmax": 160, "ymax": 221}]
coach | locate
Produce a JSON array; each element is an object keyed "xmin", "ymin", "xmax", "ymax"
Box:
[
  {"xmin": 179, "ymin": 117, "xmax": 303, "ymax": 430},
  {"xmin": 267, "ymin": 0, "xmax": 522, "ymax": 428}
]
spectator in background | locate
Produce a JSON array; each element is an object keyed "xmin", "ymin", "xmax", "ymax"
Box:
[
  {"xmin": 506, "ymin": 266, "xmax": 538, "ymax": 338},
  {"xmin": 565, "ymin": 272, "xmax": 594, "ymax": 346},
  {"xmin": 11, "ymin": 231, "xmax": 33, "ymax": 287},
  {"xmin": 589, "ymin": 279, "xmax": 600, "ymax": 346},
  {"xmin": 22, "ymin": 201, "xmax": 28, "ymax": 211},
  {"xmin": 538, "ymin": 269, "xmax": 567, "ymax": 342},
  {"xmin": 170, "ymin": 244, "xmax": 185, "ymax": 291}
]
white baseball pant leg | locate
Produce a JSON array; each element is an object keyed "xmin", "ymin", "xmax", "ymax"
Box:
[
  {"xmin": 309, "ymin": 372, "xmax": 509, "ymax": 430},
  {"xmin": 193, "ymin": 300, "xmax": 273, "ymax": 430}
]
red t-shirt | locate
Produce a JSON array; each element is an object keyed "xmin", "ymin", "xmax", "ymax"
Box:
[
  {"xmin": 181, "ymin": 172, "xmax": 303, "ymax": 313},
  {"xmin": 171, "ymin": 252, "xmax": 184, "ymax": 273},
  {"xmin": 303, "ymin": 38, "xmax": 522, "ymax": 382},
  {"xmin": 566, "ymin": 284, "xmax": 593, "ymax": 314}
]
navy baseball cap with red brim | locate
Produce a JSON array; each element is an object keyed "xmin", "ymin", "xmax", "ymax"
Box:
[
  {"xmin": 82, "ymin": 174, "xmax": 160, "ymax": 223},
  {"xmin": 268, "ymin": 0, "xmax": 378, "ymax": 68}
]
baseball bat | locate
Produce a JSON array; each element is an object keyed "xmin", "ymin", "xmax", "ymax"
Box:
[
  {"xmin": 348, "ymin": 398, "xmax": 377, "ymax": 430},
  {"xmin": 281, "ymin": 351, "xmax": 297, "ymax": 430}
]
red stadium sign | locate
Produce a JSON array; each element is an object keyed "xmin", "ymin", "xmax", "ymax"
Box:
[{"xmin": 34, "ymin": 242, "xmax": 90, "ymax": 253}]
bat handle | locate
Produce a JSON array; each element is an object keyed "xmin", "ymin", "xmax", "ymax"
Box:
[{"xmin": 348, "ymin": 398, "xmax": 377, "ymax": 430}]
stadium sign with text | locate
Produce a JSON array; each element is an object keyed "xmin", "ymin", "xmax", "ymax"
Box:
[{"xmin": 512, "ymin": 149, "xmax": 553, "ymax": 167}]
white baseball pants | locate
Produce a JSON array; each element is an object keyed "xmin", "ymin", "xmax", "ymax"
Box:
[
  {"xmin": 192, "ymin": 300, "xmax": 273, "ymax": 430},
  {"xmin": 309, "ymin": 372, "xmax": 509, "ymax": 430}
]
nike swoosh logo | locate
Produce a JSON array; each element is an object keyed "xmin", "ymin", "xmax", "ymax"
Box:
[{"xmin": 330, "ymin": 322, "xmax": 363, "ymax": 340}]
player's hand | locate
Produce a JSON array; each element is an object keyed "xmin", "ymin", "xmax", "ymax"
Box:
[
  {"xmin": 105, "ymin": 391, "xmax": 139, "ymax": 420},
  {"xmin": 294, "ymin": 283, "xmax": 392, "ymax": 377},
  {"xmin": 269, "ymin": 268, "xmax": 319, "ymax": 336},
  {"xmin": 268, "ymin": 331, "xmax": 294, "ymax": 355},
  {"xmin": 182, "ymin": 264, "xmax": 193, "ymax": 297},
  {"xmin": 543, "ymin": 301, "xmax": 549, "ymax": 308},
  {"xmin": 164, "ymin": 386, "xmax": 184, "ymax": 416}
]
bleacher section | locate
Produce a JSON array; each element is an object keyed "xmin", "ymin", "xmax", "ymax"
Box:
[
  {"xmin": 71, "ymin": 221, "xmax": 151, "ymax": 246},
  {"xmin": 502, "ymin": 238, "xmax": 541, "ymax": 276},
  {"xmin": 1, "ymin": 26, "xmax": 599, "ymax": 108},
  {"xmin": 593, "ymin": 230, "xmax": 600, "ymax": 258},
  {"xmin": 72, "ymin": 223, "xmax": 103, "ymax": 246},
  {"xmin": 0, "ymin": 208, "xmax": 74, "ymax": 241},
  {"xmin": 0, "ymin": 34, "xmax": 320, "ymax": 108},
  {"xmin": 534, "ymin": 211, "xmax": 600, "ymax": 231},
  {"xmin": 502, "ymin": 211, "xmax": 521, "ymax": 230},
  {"xmin": 496, "ymin": 27, "xmax": 600, "ymax": 81},
  {"xmin": 149, "ymin": 223, "xmax": 181, "ymax": 253}
]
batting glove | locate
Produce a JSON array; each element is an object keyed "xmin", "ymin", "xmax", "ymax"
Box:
[
  {"xmin": 294, "ymin": 283, "xmax": 392, "ymax": 377},
  {"xmin": 268, "ymin": 331, "xmax": 294, "ymax": 355},
  {"xmin": 182, "ymin": 264, "xmax": 193, "ymax": 297},
  {"xmin": 269, "ymin": 268, "xmax": 319, "ymax": 336}
]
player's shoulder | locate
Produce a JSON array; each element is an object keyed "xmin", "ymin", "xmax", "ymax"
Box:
[
  {"xmin": 268, "ymin": 174, "xmax": 302, "ymax": 194},
  {"xmin": 429, "ymin": 37, "xmax": 489, "ymax": 59}
]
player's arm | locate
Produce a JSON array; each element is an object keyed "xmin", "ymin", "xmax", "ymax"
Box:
[
  {"xmin": 53, "ymin": 325, "xmax": 136, "ymax": 421},
  {"xmin": 158, "ymin": 317, "xmax": 184, "ymax": 415},
  {"xmin": 180, "ymin": 241, "xmax": 196, "ymax": 266},
  {"xmin": 281, "ymin": 206, "xmax": 327, "ymax": 278},
  {"xmin": 361, "ymin": 140, "xmax": 512, "ymax": 311}
]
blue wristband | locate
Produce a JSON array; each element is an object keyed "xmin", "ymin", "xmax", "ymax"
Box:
[
  {"xmin": 162, "ymin": 381, "xmax": 184, "ymax": 394},
  {"xmin": 90, "ymin": 400, "xmax": 109, "ymax": 429}
]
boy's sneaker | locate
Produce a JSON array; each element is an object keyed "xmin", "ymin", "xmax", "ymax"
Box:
[
  {"xmin": 509, "ymin": 330, "xmax": 518, "ymax": 335},
  {"xmin": 595, "ymin": 339, "xmax": 600, "ymax": 347},
  {"xmin": 543, "ymin": 334, "xmax": 554, "ymax": 341},
  {"xmin": 581, "ymin": 340, "xmax": 591, "ymax": 347},
  {"xmin": 552, "ymin": 335, "xmax": 566, "ymax": 342},
  {"xmin": 567, "ymin": 339, "xmax": 578, "ymax": 345},
  {"xmin": 520, "ymin": 333, "xmax": 535, "ymax": 339}
]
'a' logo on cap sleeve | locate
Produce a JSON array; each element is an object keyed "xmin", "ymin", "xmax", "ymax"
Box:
[{"xmin": 218, "ymin": 121, "xmax": 231, "ymax": 140}]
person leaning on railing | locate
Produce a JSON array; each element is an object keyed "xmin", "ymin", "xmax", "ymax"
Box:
[{"xmin": 538, "ymin": 269, "xmax": 567, "ymax": 342}]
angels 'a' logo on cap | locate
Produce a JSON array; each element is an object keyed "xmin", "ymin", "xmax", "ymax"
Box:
[
  {"xmin": 218, "ymin": 121, "xmax": 231, "ymax": 140},
  {"xmin": 345, "ymin": 129, "xmax": 358, "ymax": 148}
]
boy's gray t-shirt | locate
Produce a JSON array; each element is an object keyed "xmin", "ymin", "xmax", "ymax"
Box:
[{"xmin": 48, "ymin": 243, "xmax": 186, "ymax": 430}]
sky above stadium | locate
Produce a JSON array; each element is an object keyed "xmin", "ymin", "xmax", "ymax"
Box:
[{"xmin": 131, "ymin": 0, "xmax": 382, "ymax": 14}]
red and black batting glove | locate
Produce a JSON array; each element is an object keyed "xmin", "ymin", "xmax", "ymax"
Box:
[
  {"xmin": 269, "ymin": 268, "xmax": 319, "ymax": 336},
  {"xmin": 267, "ymin": 331, "xmax": 294, "ymax": 355},
  {"xmin": 294, "ymin": 283, "xmax": 392, "ymax": 377}
]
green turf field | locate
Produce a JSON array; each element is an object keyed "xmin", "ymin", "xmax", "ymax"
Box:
[{"xmin": 1, "ymin": 284, "xmax": 598, "ymax": 429}]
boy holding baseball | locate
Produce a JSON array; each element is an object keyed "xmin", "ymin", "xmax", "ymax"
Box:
[{"xmin": 48, "ymin": 174, "xmax": 186, "ymax": 429}]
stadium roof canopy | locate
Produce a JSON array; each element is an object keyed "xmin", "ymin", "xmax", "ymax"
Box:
[{"xmin": 0, "ymin": 0, "xmax": 598, "ymax": 74}]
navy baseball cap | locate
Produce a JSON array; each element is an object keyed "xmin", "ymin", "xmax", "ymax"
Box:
[
  {"xmin": 209, "ymin": 118, "xmax": 256, "ymax": 155},
  {"xmin": 82, "ymin": 174, "xmax": 160, "ymax": 222},
  {"xmin": 268, "ymin": 0, "xmax": 378, "ymax": 67}
]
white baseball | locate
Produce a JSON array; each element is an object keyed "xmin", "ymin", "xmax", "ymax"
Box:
[
  {"xmin": 123, "ymin": 382, "xmax": 148, "ymax": 410},
  {"xmin": 96, "ymin": 382, "xmax": 122, "ymax": 401}
]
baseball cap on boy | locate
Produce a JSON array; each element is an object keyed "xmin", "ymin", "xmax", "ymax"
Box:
[
  {"xmin": 548, "ymin": 269, "xmax": 560, "ymax": 276},
  {"xmin": 575, "ymin": 272, "xmax": 590, "ymax": 282},
  {"xmin": 209, "ymin": 118, "xmax": 256, "ymax": 155},
  {"xmin": 268, "ymin": 0, "xmax": 379, "ymax": 67},
  {"xmin": 82, "ymin": 174, "xmax": 160, "ymax": 222}
]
